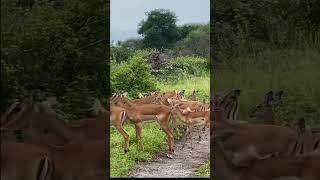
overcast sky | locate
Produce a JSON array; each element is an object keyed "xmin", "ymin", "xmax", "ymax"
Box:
[{"xmin": 111, "ymin": 0, "xmax": 210, "ymax": 42}]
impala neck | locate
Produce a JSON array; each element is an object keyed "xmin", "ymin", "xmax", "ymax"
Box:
[
  {"xmin": 174, "ymin": 107, "xmax": 188, "ymax": 123},
  {"xmin": 262, "ymin": 106, "xmax": 275, "ymax": 124},
  {"xmin": 214, "ymin": 108, "xmax": 226, "ymax": 122}
]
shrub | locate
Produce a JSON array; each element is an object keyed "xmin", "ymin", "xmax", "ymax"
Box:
[
  {"xmin": 169, "ymin": 56, "xmax": 209, "ymax": 76},
  {"xmin": 111, "ymin": 52, "xmax": 158, "ymax": 98}
]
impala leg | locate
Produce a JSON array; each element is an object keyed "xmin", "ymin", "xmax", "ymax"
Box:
[
  {"xmin": 135, "ymin": 122, "xmax": 144, "ymax": 151},
  {"xmin": 182, "ymin": 124, "xmax": 193, "ymax": 150},
  {"xmin": 172, "ymin": 113, "xmax": 181, "ymax": 136},
  {"xmin": 181, "ymin": 126, "xmax": 190, "ymax": 149},
  {"xmin": 189, "ymin": 125, "xmax": 194, "ymax": 150},
  {"xmin": 160, "ymin": 118, "xmax": 175, "ymax": 158},
  {"xmin": 115, "ymin": 124, "xmax": 130, "ymax": 153},
  {"xmin": 197, "ymin": 127, "xmax": 202, "ymax": 143}
]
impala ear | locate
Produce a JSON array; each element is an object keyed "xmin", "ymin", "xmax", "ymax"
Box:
[
  {"xmin": 234, "ymin": 89, "xmax": 241, "ymax": 96},
  {"xmin": 264, "ymin": 91, "xmax": 274, "ymax": 103},
  {"xmin": 186, "ymin": 107, "xmax": 194, "ymax": 112},
  {"xmin": 275, "ymin": 90, "xmax": 285, "ymax": 100}
]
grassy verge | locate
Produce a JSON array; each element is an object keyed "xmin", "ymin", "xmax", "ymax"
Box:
[
  {"xmin": 110, "ymin": 75, "xmax": 209, "ymax": 177},
  {"xmin": 214, "ymin": 48, "xmax": 320, "ymax": 125},
  {"xmin": 110, "ymin": 123, "xmax": 168, "ymax": 177},
  {"xmin": 194, "ymin": 161, "xmax": 210, "ymax": 178},
  {"xmin": 157, "ymin": 75, "xmax": 210, "ymax": 100}
]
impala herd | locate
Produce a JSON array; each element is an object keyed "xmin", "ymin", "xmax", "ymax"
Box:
[
  {"xmin": 212, "ymin": 89, "xmax": 320, "ymax": 180},
  {"xmin": 1, "ymin": 88, "xmax": 320, "ymax": 179},
  {"xmin": 1, "ymin": 95, "xmax": 108, "ymax": 180},
  {"xmin": 110, "ymin": 89, "xmax": 210, "ymax": 158}
]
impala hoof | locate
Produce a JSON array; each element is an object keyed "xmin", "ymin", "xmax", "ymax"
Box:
[{"xmin": 167, "ymin": 154, "xmax": 173, "ymax": 159}]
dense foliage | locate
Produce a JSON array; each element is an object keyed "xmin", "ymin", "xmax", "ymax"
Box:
[
  {"xmin": 111, "ymin": 51, "xmax": 158, "ymax": 98},
  {"xmin": 1, "ymin": 0, "xmax": 109, "ymax": 119},
  {"xmin": 211, "ymin": 0, "xmax": 320, "ymax": 66},
  {"xmin": 211, "ymin": 0, "xmax": 320, "ymax": 126}
]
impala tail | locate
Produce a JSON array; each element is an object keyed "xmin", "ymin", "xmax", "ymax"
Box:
[
  {"xmin": 121, "ymin": 111, "xmax": 126, "ymax": 126},
  {"xmin": 37, "ymin": 156, "xmax": 54, "ymax": 180}
]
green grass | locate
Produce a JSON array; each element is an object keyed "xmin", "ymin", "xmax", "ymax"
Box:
[
  {"xmin": 110, "ymin": 75, "xmax": 210, "ymax": 178},
  {"xmin": 157, "ymin": 74, "xmax": 210, "ymax": 100},
  {"xmin": 110, "ymin": 122, "xmax": 168, "ymax": 177},
  {"xmin": 214, "ymin": 48, "xmax": 320, "ymax": 125},
  {"xmin": 194, "ymin": 161, "xmax": 210, "ymax": 178}
]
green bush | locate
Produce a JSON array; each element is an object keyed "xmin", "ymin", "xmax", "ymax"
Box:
[
  {"xmin": 111, "ymin": 52, "xmax": 158, "ymax": 98},
  {"xmin": 111, "ymin": 46, "xmax": 134, "ymax": 63},
  {"xmin": 169, "ymin": 56, "xmax": 209, "ymax": 76}
]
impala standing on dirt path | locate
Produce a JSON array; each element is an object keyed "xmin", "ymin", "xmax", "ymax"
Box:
[{"xmin": 110, "ymin": 94, "xmax": 176, "ymax": 159}]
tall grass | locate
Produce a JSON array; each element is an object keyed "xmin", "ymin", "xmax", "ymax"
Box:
[{"xmin": 214, "ymin": 48, "xmax": 320, "ymax": 125}]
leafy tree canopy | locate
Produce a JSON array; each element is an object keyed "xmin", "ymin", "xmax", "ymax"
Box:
[{"xmin": 138, "ymin": 9, "xmax": 179, "ymax": 49}]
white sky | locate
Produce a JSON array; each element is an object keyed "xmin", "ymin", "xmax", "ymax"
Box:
[{"xmin": 111, "ymin": 0, "xmax": 209, "ymax": 41}]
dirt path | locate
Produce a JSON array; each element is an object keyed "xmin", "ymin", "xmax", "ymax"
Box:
[{"xmin": 130, "ymin": 129, "xmax": 210, "ymax": 178}]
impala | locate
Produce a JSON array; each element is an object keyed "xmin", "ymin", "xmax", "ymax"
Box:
[
  {"xmin": 1, "ymin": 141, "xmax": 53, "ymax": 180},
  {"xmin": 248, "ymin": 90, "xmax": 284, "ymax": 124},
  {"xmin": 173, "ymin": 104, "xmax": 210, "ymax": 150},
  {"xmin": 212, "ymin": 136, "xmax": 320, "ymax": 180},
  {"xmin": 190, "ymin": 90, "xmax": 199, "ymax": 101},
  {"xmin": 212, "ymin": 93, "xmax": 300, "ymax": 167},
  {"xmin": 110, "ymin": 105, "xmax": 128, "ymax": 152},
  {"xmin": 110, "ymin": 94, "xmax": 176, "ymax": 158}
]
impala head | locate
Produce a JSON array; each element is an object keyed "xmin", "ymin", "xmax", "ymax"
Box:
[
  {"xmin": 248, "ymin": 90, "xmax": 284, "ymax": 118},
  {"xmin": 212, "ymin": 89, "xmax": 241, "ymax": 122},
  {"xmin": 178, "ymin": 89, "xmax": 185, "ymax": 99},
  {"xmin": 0, "ymin": 98, "xmax": 74, "ymax": 143},
  {"xmin": 214, "ymin": 89, "xmax": 241, "ymax": 120},
  {"xmin": 148, "ymin": 91, "xmax": 158, "ymax": 96},
  {"xmin": 192, "ymin": 90, "xmax": 199, "ymax": 96}
]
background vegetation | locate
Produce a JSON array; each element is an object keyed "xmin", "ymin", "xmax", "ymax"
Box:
[
  {"xmin": 1, "ymin": 0, "xmax": 109, "ymax": 120},
  {"xmin": 110, "ymin": 8, "xmax": 209, "ymax": 177},
  {"xmin": 211, "ymin": 0, "xmax": 320, "ymax": 126}
]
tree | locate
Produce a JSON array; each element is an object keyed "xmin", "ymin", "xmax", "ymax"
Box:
[
  {"xmin": 1, "ymin": 0, "xmax": 109, "ymax": 119},
  {"xmin": 138, "ymin": 9, "xmax": 179, "ymax": 49},
  {"xmin": 175, "ymin": 24, "xmax": 210, "ymax": 58}
]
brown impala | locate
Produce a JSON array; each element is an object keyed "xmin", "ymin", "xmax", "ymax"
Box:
[{"xmin": 110, "ymin": 94, "xmax": 176, "ymax": 158}]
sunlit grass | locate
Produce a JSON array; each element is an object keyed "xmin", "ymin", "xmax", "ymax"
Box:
[
  {"xmin": 157, "ymin": 74, "xmax": 210, "ymax": 100},
  {"xmin": 110, "ymin": 122, "xmax": 167, "ymax": 177},
  {"xmin": 194, "ymin": 161, "xmax": 210, "ymax": 178}
]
